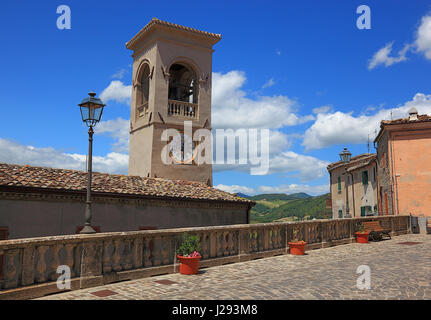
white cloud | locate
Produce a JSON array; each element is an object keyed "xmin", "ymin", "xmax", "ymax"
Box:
[
  {"xmin": 100, "ymin": 80, "xmax": 132, "ymax": 104},
  {"xmin": 96, "ymin": 117, "xmax": 130, "ymax": 153},
  {"xmin": 215, "ymin": 183, "xmax": 329, "ymax": 196},
  {"xmin": 415, "ymin": 14, "xmax": 431, "ymax": 59},
  {"xmin": 312, "ymin": 105, "xmax": 332, "ymax": 114},
  {"xmin": 368, "ymin": 42, "xmax": 409, "ymax": 70},
  {"xmin": 262, "ymin": 78, "xmax": 275, "ymax": 89},
  {"xmin": 303, "ymin": 93, "xmax": 431, "ymax": 150},
  {"xmin": 268, "ymin": 151, "xmax": 329, "ymax": 180},
  {"xmin": 0, "ymin": 138, "xmax": 128, "ymax": 174},
  {"xmin": 257, "ymin": 184, "xmax": 329, "ymax": 196},
  {"xmin": 212, "ymin": 71, "xmax": 314, "ymax": 129},
  {"xmin": 111, "ymin": 68, "xmax": 128, "ymax": 80},
  {"xmin": 214, "ymin": 184, "xmax": 255, "ymax": 195}
]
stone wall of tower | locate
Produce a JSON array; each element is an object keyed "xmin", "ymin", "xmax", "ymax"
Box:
[{"xmin": 127, "ymin": 23, "xmax": 218, "ymax": 185}]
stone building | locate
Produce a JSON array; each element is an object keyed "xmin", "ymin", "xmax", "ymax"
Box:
[
  {"xmin": 127, "ymin": 18, "xmax": 219, "ymax": 186},
  {"xmin": 327, "ymin": 153, "xmax": 378, "ymax": 219},
  {"xmin": 374, "ymin": 108, "xmax": 431, "ymax": 218},
  {"xmin": 0, "ymin": 163, "xmax": 253, "ymax": 239}
]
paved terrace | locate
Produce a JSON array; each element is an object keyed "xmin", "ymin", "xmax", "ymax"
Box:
[{"xmin": 38, "ymin": 234, "xmax": 430, "ymax": 300}]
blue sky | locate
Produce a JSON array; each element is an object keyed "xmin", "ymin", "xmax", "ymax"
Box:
[{"xmin": 1, "ymin": 0, "xmax": 431, "ymax": 196}]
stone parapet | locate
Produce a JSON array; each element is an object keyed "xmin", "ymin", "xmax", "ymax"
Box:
[{"xmin": 0, "ymin": 215, "xmax": 410, "ymax": 299}]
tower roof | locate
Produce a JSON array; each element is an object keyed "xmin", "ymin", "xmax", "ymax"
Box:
[{"xmin": 126, "ymin": 18, "xmax": 222, "ymax": 50}]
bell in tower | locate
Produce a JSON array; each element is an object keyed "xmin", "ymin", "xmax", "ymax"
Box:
[{"xmin": 126, "ymin": 18, "xmax": 221, "ymax": 185}]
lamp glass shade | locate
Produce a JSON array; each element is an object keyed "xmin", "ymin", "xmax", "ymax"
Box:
[{"xmin": 339, "ymin": 148, "xmax": 352, "ymax": 163}]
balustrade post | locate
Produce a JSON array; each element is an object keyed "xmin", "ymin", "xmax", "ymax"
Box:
[
  {"xmin": 35, "ymin": 246, "xmax": 48, "ymax": 283},
  {"xmin": 209, "ymin": 231, "xmax": 217, "ymax": 258},
  {"xmin": 132, "ymin": 237, "xmax": 143, "ymax": 269},
  {"xmin": 4, "ymin": 249, "xmax": 19, "ymax": 289},
  {"xmin": 21, "ymin": 246, "xmax": 36, "ymax": 286},
  {"xmin": 50, "ymin": 244, "xmax": 63, "ymax": 281},
  {"xmin": 80, "ymin": 240, "xmax": 103, "ymax": 289}
]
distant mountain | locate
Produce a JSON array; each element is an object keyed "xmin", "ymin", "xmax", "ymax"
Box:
[
  {"xmin": 235, "ymin": 192, "xmax": 250, "ymax": 198},
  {"xmin": 250, "ymin": 193, "xmax": 331, "ymax": 223},
  {"xmin": 248, "ymin": 193, "xmax": 311, "ymax": 201}
]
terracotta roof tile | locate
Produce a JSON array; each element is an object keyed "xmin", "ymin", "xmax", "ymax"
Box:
[
  {"xmin": 327, "ymin": 153, "xmax": 376, "ymax": 171},
  {"xmin": 126, "ymin": 18, "xmax": 222, "ymax": 49},
  {"xmin": 0, "ymin": 163, "xmax": 252, "ymax": 204},
  {"xmin": 381, "ymin": 114, "xmax": 431, "ymax": 125}
]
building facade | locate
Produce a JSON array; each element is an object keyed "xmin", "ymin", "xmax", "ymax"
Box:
[
  {"xmin": 328, "ymin": 154, "xmax": 378, "ymax": 219},
  {"xmin": 127, "ymin": 18, "xmax": 220, "ymax": 186},
  {"xmin": 328, "ymin": 108, "xmax": 431, "ymax": 225},
  {"xmin": 374, "ymin": 108, "xmax": 431, "ymax": 217}
]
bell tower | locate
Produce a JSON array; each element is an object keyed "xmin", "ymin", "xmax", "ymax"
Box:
[{"xmin": 126, "ymin": 18, "xmax": 221, "ymax": 185}]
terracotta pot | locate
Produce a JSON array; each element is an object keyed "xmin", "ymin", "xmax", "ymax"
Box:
[
  {"xmin": 177, "ymin": 255, "xmax": 201, "ymax": 275},
  {"xmin": 288, "ymin": 241, "xmax": 307, "ymax": 255},
  {"xmin": 355, "ymin": 232, "xmax": 370, "ymax": 243}
]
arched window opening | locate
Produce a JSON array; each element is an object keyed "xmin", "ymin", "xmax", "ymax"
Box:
[
  {"xmin": 136, "ymin": 64, "xmax": 150, "ymax": 118},
  {"xmin": 168, "ymin": 64, "xmax": 197, "ymax": 103},
  {"xmin": 167, "ymin": 63, "xmax": 198, "ymax": 118}
]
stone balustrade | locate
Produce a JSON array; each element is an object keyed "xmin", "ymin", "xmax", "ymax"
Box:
[
  {"xmin": 167, "ymin": 99, "xmax": 197, "ymax": 118},
  {"xmin": 0, "ymin": 215, "xmax": 410, "ymax": 299}
]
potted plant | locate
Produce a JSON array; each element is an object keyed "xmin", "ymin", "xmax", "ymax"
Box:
[
  {"xmin": 176, "ymin": 232, "xmax": 202, "ymax": 275},
  {"xmin": 355, "ymin": 222, "xmax": 369, "ymax": 243},
  {"xmin": 288, "ymin": 227, "xmax": 307, "ymax": 255}
]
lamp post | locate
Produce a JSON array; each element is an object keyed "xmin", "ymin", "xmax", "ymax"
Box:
[
  {"xmin": 78, "ymin": 91, "xmax": 106, "ymax": 234},
  {"xmin": 339, "ymin": 147, "xmax": 352, "ymax": 218}
]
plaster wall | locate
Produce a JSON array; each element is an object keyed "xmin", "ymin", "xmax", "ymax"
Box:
[{"xmin": 0, "ymin": 197, "xmax": 248, "ymax": 239}]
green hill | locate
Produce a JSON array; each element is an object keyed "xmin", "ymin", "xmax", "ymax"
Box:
[{"xmin": 250, "ymin": 193, "xmax": 331, "ymax": 223}]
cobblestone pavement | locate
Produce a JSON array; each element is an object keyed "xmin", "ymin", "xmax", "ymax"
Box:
[{"xmin": 37, "ymin": 234, "xmax": 431, "ymax": 300}]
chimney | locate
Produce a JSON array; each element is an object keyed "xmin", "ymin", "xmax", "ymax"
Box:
[{"xmin": 408, "ymin": 107, "xmax": 418, "ymax": 121}]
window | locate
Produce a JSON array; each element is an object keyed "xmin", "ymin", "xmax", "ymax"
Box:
[
  {"xmin": 168, "ymin": 63, "xmax": 198, "ymax": 103},
  {"xmin": 360, "ymin": 206, "xmax": 372, "ymax": 216},
  {"xmin": 337, "ymin": 176, "xmax": 341, "ymax": 191},
  {"xmin": 135, "ymin": 63, "xmax": 150, "ymax": 119},
  {"xmin": 362, "ymin": 170, "xmax": 368, "ymax": 185},
  {"xmin": 338, "ymin": 210, "xmax": 343, "ymax": 218}
]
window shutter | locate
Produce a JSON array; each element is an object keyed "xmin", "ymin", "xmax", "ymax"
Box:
[
  {"xmin": 338, "ymin": 176, "xmax": 341, "ymax": 191},
  {"xmin": 362, "ymin": 171, "xmax": 368, "ymax": 185},
  {"xmin": 360, "ymin": 207, "xmax": 366, "ymax": 217}
]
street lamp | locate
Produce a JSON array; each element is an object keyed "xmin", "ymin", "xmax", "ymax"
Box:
[
  {"xmin": 78, "ymin": 91, "xmax": 106, "ymax": 234},
  {"xmin": 339, "ymin": 147, "xmax": 352, "ymax": 163},
  {"xmin": 339, "ymin": 147, "xmax": 352, "ymax": 218}
]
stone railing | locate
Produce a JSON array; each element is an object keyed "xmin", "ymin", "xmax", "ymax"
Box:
[
  {"xmin": 0, "ymin": 215, "xmax": 409, "ymax": 299},
  {"xmin": 167, "ymin": 99, "xmax": 197, "ymax": 118}
]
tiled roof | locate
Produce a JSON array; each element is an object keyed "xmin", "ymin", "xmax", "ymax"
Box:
[
  {"xmin": 327, "ymin": 153, "xmax": 376, "ymax": 172},
  {"xmin": 0, "ymin": 163, "xmax": 252, "ymax": 205},
  {"xmin": 380, "ymin": 114, "xmax": 431, "ymax": 125},
  {"xmin": 126, "ymin": 18, "xmax": 222, "ymax": 49},
  {"xmin": 375, "ymin": 114, "xmax": 431, "ymax": 143}
]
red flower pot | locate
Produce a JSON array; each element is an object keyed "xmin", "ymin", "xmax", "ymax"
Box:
[
  {"xmin": 177, "ymin": 255, "xmax": 201, "ymax": 275},
  {"xmin": 288, "ymin": 241, "xmax": 307, "ymax": 255},
  {"xmin": 355, "ymin": 232, "xmax": 370, "ymax": 243}
]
